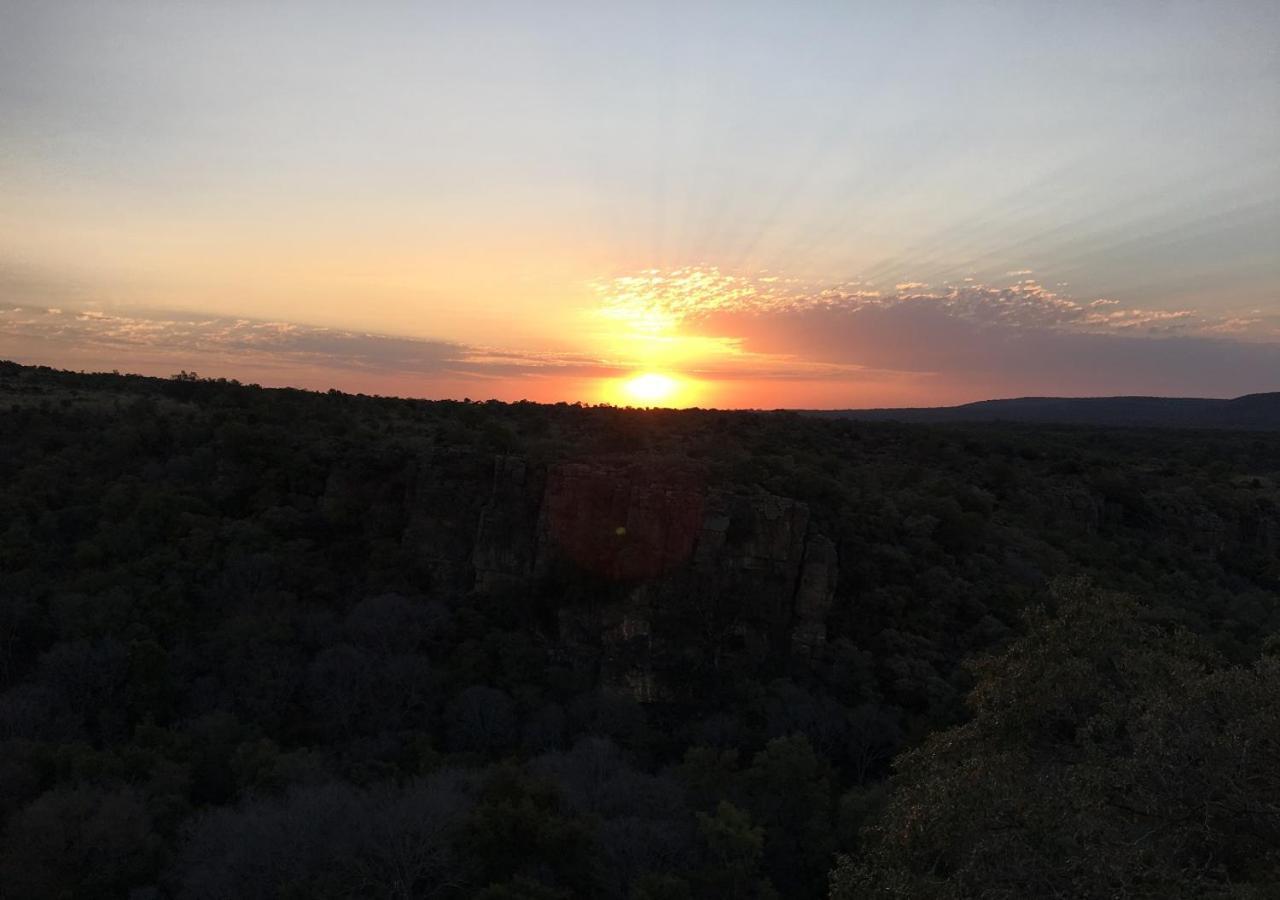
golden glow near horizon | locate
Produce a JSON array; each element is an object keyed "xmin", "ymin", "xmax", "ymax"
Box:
[
  {"xmin": 2, "ymin": 4, "xmax": 1277, "ymax": 408},
  {"xmin": 587, "ymin": 269, "xmax": 754, "ymax": 407},
  {"xmin": 621, "ymin": 372, "xmax": 680, "ymax": 405},
  {"xmin": 600, "ymin": 371, "xmax": 692, "ymax": 407}
]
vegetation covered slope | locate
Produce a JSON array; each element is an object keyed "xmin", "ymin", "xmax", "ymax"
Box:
[
  {"xmin": 1, "ymin": 360, "xmax": 1277, "ymax": 898},
  {"xmin": 814, "ymin": 392, "xmax": 1280, "ymax": 430}
]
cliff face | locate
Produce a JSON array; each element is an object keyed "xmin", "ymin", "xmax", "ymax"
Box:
[
  {"xmin": 472, "ymin": 457, "xmax": 839, "ymax": 699},
  {"xmin": 404, "ymin": 453, "xmax": 1278, "ymax": 702},
  {"xmin": 401, "ymin": 451, "xmax": 497, "ymax": 592}
]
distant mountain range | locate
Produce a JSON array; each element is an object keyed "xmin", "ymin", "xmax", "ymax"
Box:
[{"xmin": 810, "ymin": 393, "xmax": 1280, "ymax": 430}]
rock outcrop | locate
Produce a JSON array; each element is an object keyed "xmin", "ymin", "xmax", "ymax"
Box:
[
  {"xmin": 472, "ymin": 456, "xmax": 543, "ymax": 592},
  {"xmin": 472, "ymin": 457, "xmax": 840, "ymax": 699},
  {"xmin": 401, "ymin": 451, "xmax": 496, "ymax": 592}
]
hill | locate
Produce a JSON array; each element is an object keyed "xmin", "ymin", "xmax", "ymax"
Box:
[{"xmin": 813, "ymin": 392, "xmax": 1280, "ymax": 429}]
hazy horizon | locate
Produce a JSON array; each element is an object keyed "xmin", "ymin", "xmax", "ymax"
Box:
[{"xmin": 3, "ymin": 1, "xmax": 1277, "ymax": 408}]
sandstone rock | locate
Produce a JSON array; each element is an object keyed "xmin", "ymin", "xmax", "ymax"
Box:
[
  {"xmin": 400, "ymin": 451, "xmax": 494, "ymax": 591},
  {"xmin": 469, "ymin": 456, "xmax": 841, "ymax": 700},
  {"xmin": 793, "ymin": 534, "xmax": 839, "ymax": 653},
  {"xmin": 534, "ymin": 463, "xmax": 706, "ymax": 581},
  {"xmin": 473, "ymin": 455, "xmax": 542, "ymax": 591}
]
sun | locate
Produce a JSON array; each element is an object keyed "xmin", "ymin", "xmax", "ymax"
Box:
[{"xmin": 620, "ymin": 372, "xmax": 681, "ymax": 406}]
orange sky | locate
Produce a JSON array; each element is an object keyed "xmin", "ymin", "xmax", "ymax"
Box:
[
  {"xmin": 4, "ymin": 266, "xmax": 1278, "ymax": 408},
  {"xmin": 1, "ymin": 3, "xmax": 1277, "ymax": 407}
]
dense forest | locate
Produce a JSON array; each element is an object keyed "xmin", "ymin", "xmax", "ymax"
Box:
[{"xmin": 1, "ymin": 359, "xmax": 1277, "ymax": 899}]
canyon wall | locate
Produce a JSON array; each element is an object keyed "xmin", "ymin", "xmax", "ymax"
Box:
[{"xmin": 470, "ymin": 457, "xmax": 839, "ymax": 699}]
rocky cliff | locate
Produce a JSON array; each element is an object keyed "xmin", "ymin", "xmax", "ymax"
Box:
[{"xmin": 471, "ymin": 457, "xmax": 839, "ymax": 699}]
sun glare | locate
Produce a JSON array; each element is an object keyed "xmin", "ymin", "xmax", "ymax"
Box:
[{"xmin": 620, "ymin": 372, "xmax": 681, "ymax": 406}]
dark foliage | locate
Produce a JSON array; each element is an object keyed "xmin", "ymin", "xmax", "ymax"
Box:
[
  {"xmin": 0, "ymin": 361, "xmax": 1277, "ymax": 897},
  {"xmin": 833, "ymin": 580, "xmax": 1280, "ymax": 898}
]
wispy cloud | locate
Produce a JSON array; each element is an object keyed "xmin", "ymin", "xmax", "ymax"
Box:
[
  {"xmin": 593, "ymin": 266, "xmax": 1268, "ymax": 339},
  {"xmin": 592, "ymin": 267, "xmax": 1280, "ymax": 399},
  {"xmin": 3, "ymin": 264, "xmax": 1276, "ymax": 406},
  {"xmin": 0, "ymin": 305, "xmax": 617, "ymax": 382}
]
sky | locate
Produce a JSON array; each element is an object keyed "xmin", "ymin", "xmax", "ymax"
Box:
[{"xmin": 1, "ymin": 0, "xmax": 1277, "ymax": 408}]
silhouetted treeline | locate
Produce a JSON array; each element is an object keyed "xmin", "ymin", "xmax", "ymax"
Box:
[
  {"xmin": 1, "ymin": 360, "xmax": 1277, "ymax": 898},
  {"xmin": 811, "ymin": 392, "xmax": 1280, "ymax": 430}
]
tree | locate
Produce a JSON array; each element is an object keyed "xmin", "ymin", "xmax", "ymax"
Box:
[
  {"xmin": 0, "ymin": 786, "xmax": 163, "ymax": 899},
  {"xmin": 447, "ymin": 685, "xmax": 517, "ymax": 753},
  {"xmin": 532, "ymin": 738, "xmax": 694, "ymax": 897},
  {"xmin": 175, "ymin": 772, "xmax": 473, "ymax": 899},
  {"xmin": 457, "ymin": 767, "xmax": 600, "ymax": 895},
  {"xmin": 693, "ymin": 801, "xmax": 777, "ymax": 899},
  {"xmin": 744, "ymin": 735, "xmax": 835, "ymax": 897},
  {"xmin": 832, "ymin": 580, "xmax": 1280, "ymax": 899}
]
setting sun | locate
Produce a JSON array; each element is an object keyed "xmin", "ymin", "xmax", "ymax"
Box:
[{"xmin": 620, "ymin": 372, "xmax": 681, "ymax": 406}]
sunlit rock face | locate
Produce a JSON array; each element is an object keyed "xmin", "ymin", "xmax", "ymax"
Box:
[{"xmin": 472, "ymin": 456, "xmax": 840, "ymax": 700}]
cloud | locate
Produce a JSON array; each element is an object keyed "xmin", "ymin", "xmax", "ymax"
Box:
[
  {"xmin": 3, "ymin": 267, "xmax": 1276, "ymax": 406},
  {"xmin": 0, "ymin": 305, "xmax": 620, "ymax": 384},
  {"xmin": 734, "ymin": 301, "xmax": 1275, "ymax": 398},
  {"xmin": 594, "ymin": 267, "xmax": 1280, "ymax": 399},
  {"xmin": 593, "ymin": 267, "xmax": 1237, "ymax": 338}
]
